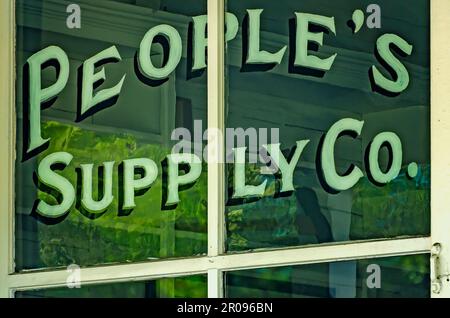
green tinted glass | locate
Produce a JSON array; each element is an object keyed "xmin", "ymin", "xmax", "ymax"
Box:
[
  {"xmin": 15, "ymin": 0, "xmax": 207, "ymax": 270},
  {"xmin": 225, "ymin": 0, "xmax": 430, "ymax": 251},
  {"xmin": 16, "ymin": 275, "xmax": 207, "ymax": 298},
  {"xmin": 226, "ymin": 255, "xmax": 429, "ymax": 298}
]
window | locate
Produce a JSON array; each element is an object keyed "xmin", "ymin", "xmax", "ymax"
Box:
[
  {"xmin": 224, "ymin": 0, "xmax": 430, "ymax": 252},
  {"xmin": 16, "ymin": 275, "xmax": 207, "ymax": 298},
  {"xmin": 0, "ymin": 0, "xmax": 449, "ymax": 298},
  {"xmin": 14, "ymin": 0, "xmax": 208, "ymax": 271}
]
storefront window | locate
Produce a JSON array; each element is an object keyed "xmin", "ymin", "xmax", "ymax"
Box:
[
  {"xmin": 15, "ymin": 0, "xmax": 207, "ymax": 271},
  {"xmin": 3, "ymin": 0, "xmax": 441, "ymax": 299},
  {"xmin": 15, "ymin": 274, "xmax": 207, "ymax": 298},
  {"xmin": 225, "ymin": 0, "xmax": 430, "ymax": 251},
  {"xmin": 226, "ymin": 255, "xmax": 429, "ymax": 298}
]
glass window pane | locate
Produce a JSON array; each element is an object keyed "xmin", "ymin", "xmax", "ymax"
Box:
[
  {"xmin": 225, "ymin": 255, "xmax": 429, "ymax": 298},
  {"xmin": 225, "ymin": 0, "xmax": 430, "ymax": 251},
  {"xmin": 15, "ymin": 275, "xmax": 207, "ymax": 298},
  {"xmin": 15, "ymin": 0, "xmax": 207, "ymax": 270}
]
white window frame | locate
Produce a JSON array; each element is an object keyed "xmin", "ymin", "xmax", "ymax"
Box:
[{"xmin": 0, "ymin": 0, "xmax": 449, "ymax": 298}]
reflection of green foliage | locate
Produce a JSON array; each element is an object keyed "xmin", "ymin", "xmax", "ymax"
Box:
[
  {"xmin": 351, "ymin": 165, "xmax": 430, "ymax": 239},
  {"xmin": 351, "ymin": 165, "xmax": 430, "ymax": 288},
  {"xmin": 226, "ymin": 163, "xmax": 299, "ymax": 251},
  {"xmin": 226, "ymin": 161, "xmax": 430, "ymax": 293},
  {"xmin": 172, "ymin": 275, "xmax": 207, "ymax": 298},
  {"xmin": 399, "ymin": 254, "xmax": 429, "ymax": 284},
  {"xmin": 36, "ymin": 121, "xmax": 207, "ymax": 274},
  {"xmin": 227, "ymin": 163, "xmax": 430, "ymax": 251},
  {"xmin": 227, "ymin": 255, "xmax": 429, "ymax": 298},
  {"xmin": 16, "ymin": 275, "xmax": 207, "ymax": 298},
  {"xmin": 356, "ymin": 255, "xmax": 429, "ymax": 298}
]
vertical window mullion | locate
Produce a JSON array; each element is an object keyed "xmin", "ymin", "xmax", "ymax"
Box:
[
  {"xmin": 0, "ymin": 0, "xmax": 15, "ymax": 298},
  {"xmin": 207, "ymin": 269, "xmax": 224, "ymax": 298},
  {"xmin": 207, "ymin": 0, "xmax": 225, "ymax": 298}
]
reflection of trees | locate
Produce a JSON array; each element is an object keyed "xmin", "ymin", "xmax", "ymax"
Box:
[
  {"xmin": 17, "ymin": 275, "xmax": 207, "ymax": 298},
  {"xmin": 226, "ymin": 162, "xmax": 300, "ymax": 250},
  {"xmin": 33, "ymin": 121, "xmax": 430, "ymax": 296},
  {"xmin": 226, "ymin": 255, "xmax": 429, "ymax": 298},
  {"xmin": 226, "ymin": 157, "xmax": 430, "ymax": 296},
  {"xmin": 351, "ymin": 164, "xmax": 430, "ymax": 239},
  {"xmin": 227, "ymin": 162, "xmax": 430, "ymax": 249},
  {"xmin": 351, "ymin": 164, "xmax": 430, "ymax": 290},
  {"xmin": 36, "ymin": 121, "xmax": 207, "ymax": 271}
]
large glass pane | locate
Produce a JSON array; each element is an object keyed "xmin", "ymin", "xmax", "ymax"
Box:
[
  {"xmin": 15, "ymin": 0, "xmax": 207, "ymax": 270},
  {"xmin": 226, "ymin": 255, "xmax": 429, "ymax": 298},
  {"xmin": 15, "ymin": 275, "xmax": 207, "ymax": 298},
  {"xmin": 225, "ymin": 0, "xmax": 430, "ymax": 251}
]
